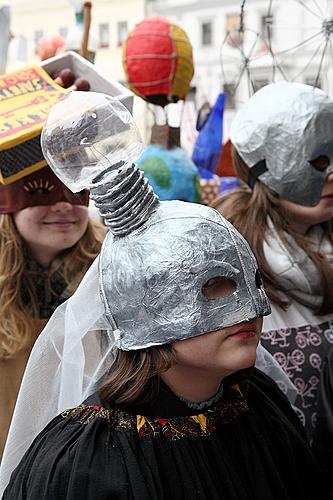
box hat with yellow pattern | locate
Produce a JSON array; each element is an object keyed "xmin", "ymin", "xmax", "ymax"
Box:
[{"xmin": 0, "ymin": 64, "xmax": 92, "ymax": 213}]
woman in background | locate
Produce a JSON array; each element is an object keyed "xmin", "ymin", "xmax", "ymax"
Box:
[
  {"xmin": 212, "ymin": 81, "xmax": 333, "ymax": 443},
  {"xmin": 0, "ymin": 164, "xmax": 106, "ymax": 457}
]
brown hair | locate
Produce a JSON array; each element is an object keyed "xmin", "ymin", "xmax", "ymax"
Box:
[
  {"xmin": 99, "ymin": 345, "xmax": 175, "ymax": 406},
  {"xmin": 0, "ymin": 214, "xmax": 106, "ymax": 358},
  {"xmin": 211, "ymin": 147, "xmax": 333, "ymax": 315}
]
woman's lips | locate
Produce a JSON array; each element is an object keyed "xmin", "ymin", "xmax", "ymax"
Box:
[
  {"xmin": 43, "ymin": 220, "xmax": 76, "ymax": 228},
  {"xmin": 228, "ymin": 321, "xmax": 257, "ymax": 339},
  {"xmin": 232, "ymin": 330, "xmax": 257, "ymax": 339}
]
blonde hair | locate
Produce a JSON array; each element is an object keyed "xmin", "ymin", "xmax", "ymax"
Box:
[
  {"xmin": 99, "ymin": 345, "xmax": 175, "ymax": 405},
  {"xmin": 0, "ymin": 214, "xmax": 106, "ymax": 359},
  {"xmin": 211, "ymin": 147, "xmax": 333, "ymax": 315}
]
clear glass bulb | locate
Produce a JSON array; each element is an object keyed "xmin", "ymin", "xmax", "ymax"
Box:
[{"xmin": 41, "ymin": 91, "xmax": 144, "ymax": 192}]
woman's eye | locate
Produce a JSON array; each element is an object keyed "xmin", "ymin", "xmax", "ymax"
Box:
[
  {"xmin": 202, "ymin": 276, "xmax": 236, "ymax": 299},
  {"xmin": 309, "ymin": 155, "xmax": 330, "ymax": 171},
  {"xmin": 205, "ymin": 278, "xmax": 218, "ymax": 287}
]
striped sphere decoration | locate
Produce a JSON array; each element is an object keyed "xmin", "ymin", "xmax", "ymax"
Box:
[{"xmin": 123, "ymin": 16, "xmax": 194, "ymax": 107}]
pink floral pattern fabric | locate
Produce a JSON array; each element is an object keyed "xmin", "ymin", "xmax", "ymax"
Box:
[{"xmin": 261, "ymin": 319, "xmax": 333, "ymax": 440}]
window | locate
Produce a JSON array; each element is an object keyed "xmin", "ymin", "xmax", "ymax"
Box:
[
  {"xmin": 117, "ymin": 21, "xmax": 128, "ymax": 47},
  {"xmin": 201, "ymin": 21, "xmax": 212, "ymax": 46},
  {"xmin": 99, "ymin": 23, "xmax": 110, "ymax": 48},
  {"xmin": 58, "ymin": 27, "xmax": 68, "ymax": 39},
  {"xmin": 225, "ymin": 13, "xmax": 243, "ymax": 48},
  {"xmin": 16, "ymin": 36, "xmax": 28, "ymax": 62},
  {"xmin": 34, "ymin": 29, "xmax": 44, "ymax": 53},
  {"xmin": 260, "ymin": 14, "xmax": 273, "ymax": 41},
  {"xmin": 223, "ymin": 83, "xmax": 236, "ymax": 110}
]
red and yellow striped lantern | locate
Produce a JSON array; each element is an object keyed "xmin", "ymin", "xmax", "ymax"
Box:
[{"xmin": 123, "ymin": 16, "xmax": 194, "ymax": 107}]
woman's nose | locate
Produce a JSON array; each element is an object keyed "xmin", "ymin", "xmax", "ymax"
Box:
[{"xmin": 50, "ymin": 201, "xmax": 73, "ymax": 212}]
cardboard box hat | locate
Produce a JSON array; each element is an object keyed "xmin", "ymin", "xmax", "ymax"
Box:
[
  {"xmin": 0, "ymin": 65, "xmax": 68, "ymax": 185},
  {"xmin": 0, "ymin": 51, "xmax": 134, "ymax": 186}
]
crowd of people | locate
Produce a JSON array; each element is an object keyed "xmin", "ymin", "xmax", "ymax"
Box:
[{"xmin": 0, "ymin": 65, "xmax": 333, "ymax": 499}]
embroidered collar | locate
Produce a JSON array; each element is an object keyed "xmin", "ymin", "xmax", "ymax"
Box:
[{"xmin": 61, "ymin": 381, "xmax": 248, "ymax": 441}]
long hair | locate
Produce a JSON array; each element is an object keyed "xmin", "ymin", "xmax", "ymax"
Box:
[
  {"xmin": 99, "ymin": 345, "xmax": 175, "ymax": 406},
  {"xmin": 0, "ymin": 214, "xmax": 106, "ymax": 359},
  {"xmin": 211, "ymin": 147, "xmax": 333, "ymax": 315}
]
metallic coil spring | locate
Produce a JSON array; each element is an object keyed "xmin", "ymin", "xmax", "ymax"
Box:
[{"xmin": 90, "ymin": 162, "xmax": 159, "ymax": 237}]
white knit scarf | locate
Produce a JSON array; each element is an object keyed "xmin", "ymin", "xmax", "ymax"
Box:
[{"xmin": 263, "ymin": 221, "xmax": 333, "ymax": 311}]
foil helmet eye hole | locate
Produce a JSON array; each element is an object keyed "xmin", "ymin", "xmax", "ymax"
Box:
[
  {"xmin": 255, "ymin": 269, "xmax": 263, "ymax": 288},
  {"xmin": 202, "ymin": 276, "xmax": 236, "ymax": 299},
  {"xmin": 309, "ymin": 155, "xmax": 330, "ymax": 171}
]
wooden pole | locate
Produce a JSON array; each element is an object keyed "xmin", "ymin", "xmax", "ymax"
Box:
[{"xmin": 81, "ymin": 2, "xmax": 92, "ymax": 60}]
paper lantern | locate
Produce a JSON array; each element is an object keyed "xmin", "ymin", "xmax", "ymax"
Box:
[{"xmin": 123, "ymin": 16, "xmax": 194, "ymax": 107}]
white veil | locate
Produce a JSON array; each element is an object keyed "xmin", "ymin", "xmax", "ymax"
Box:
[
  {"xmin": 0, "ymin": 256, "xmax": 117, "ymax": 496},
  {"xmin": 255, "ymin": 342, "xmax": 297, "ymax": 404}
]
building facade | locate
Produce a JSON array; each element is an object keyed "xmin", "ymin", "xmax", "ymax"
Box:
[
  {"xmin": 150, "ymin": 0, "xmax": 333, "ymax": 138},
  {"xmin": 5, "ymin": 0, "xmax": 333, "ymax": 140}
]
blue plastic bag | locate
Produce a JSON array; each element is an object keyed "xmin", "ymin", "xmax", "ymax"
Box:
[{"xmin": 192, "ymin": 93, "xmax": 225, "ymax": 174}]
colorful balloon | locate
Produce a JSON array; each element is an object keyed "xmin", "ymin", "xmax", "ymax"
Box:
[{"xmin": 123, "ymin": 16, "xmax": 194, "ymax": 107}]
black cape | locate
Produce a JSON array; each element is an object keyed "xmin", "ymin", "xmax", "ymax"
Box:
[{"xmin": 3, "ymin": 369, "xmax": 330, "ymax": 500}]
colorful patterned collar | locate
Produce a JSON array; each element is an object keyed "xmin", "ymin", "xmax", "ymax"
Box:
[{"xmin": 62, "ymin": 382, "xmax": 249, "ymax": 441}]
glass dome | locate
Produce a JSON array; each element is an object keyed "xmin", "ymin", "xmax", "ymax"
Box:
[{"xmin": 41, "ymin": 91, "xmax": 143, "ymax": 192}]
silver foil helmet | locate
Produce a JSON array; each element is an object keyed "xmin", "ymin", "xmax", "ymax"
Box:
[
  {"xmin": 42, "ymin": 91, "xmax": 270, "ymax": 351},
  {"xmin": 100, "ymin": 197, "xmax": 270, "ymax": 350},
  {"xmin": 230, "ymin": 82, "xmax": 333, "ymax": 206}
]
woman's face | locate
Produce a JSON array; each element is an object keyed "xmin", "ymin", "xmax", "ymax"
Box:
[
  {"xmin": 277, "ymin": 172, "xmax": 333, "ymax": 234},
  {"xmin": 172, "ymin": 276, "xmax": 262, "ymax": 379},
  {"xmin": 13, "ymin": 202, "xmax": 89, "ymax": 266}
]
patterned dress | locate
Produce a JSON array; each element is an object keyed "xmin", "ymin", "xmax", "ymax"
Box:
[{"xmin": 261, "ymin": 316, "xmax": 333, "ymax": 439}]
